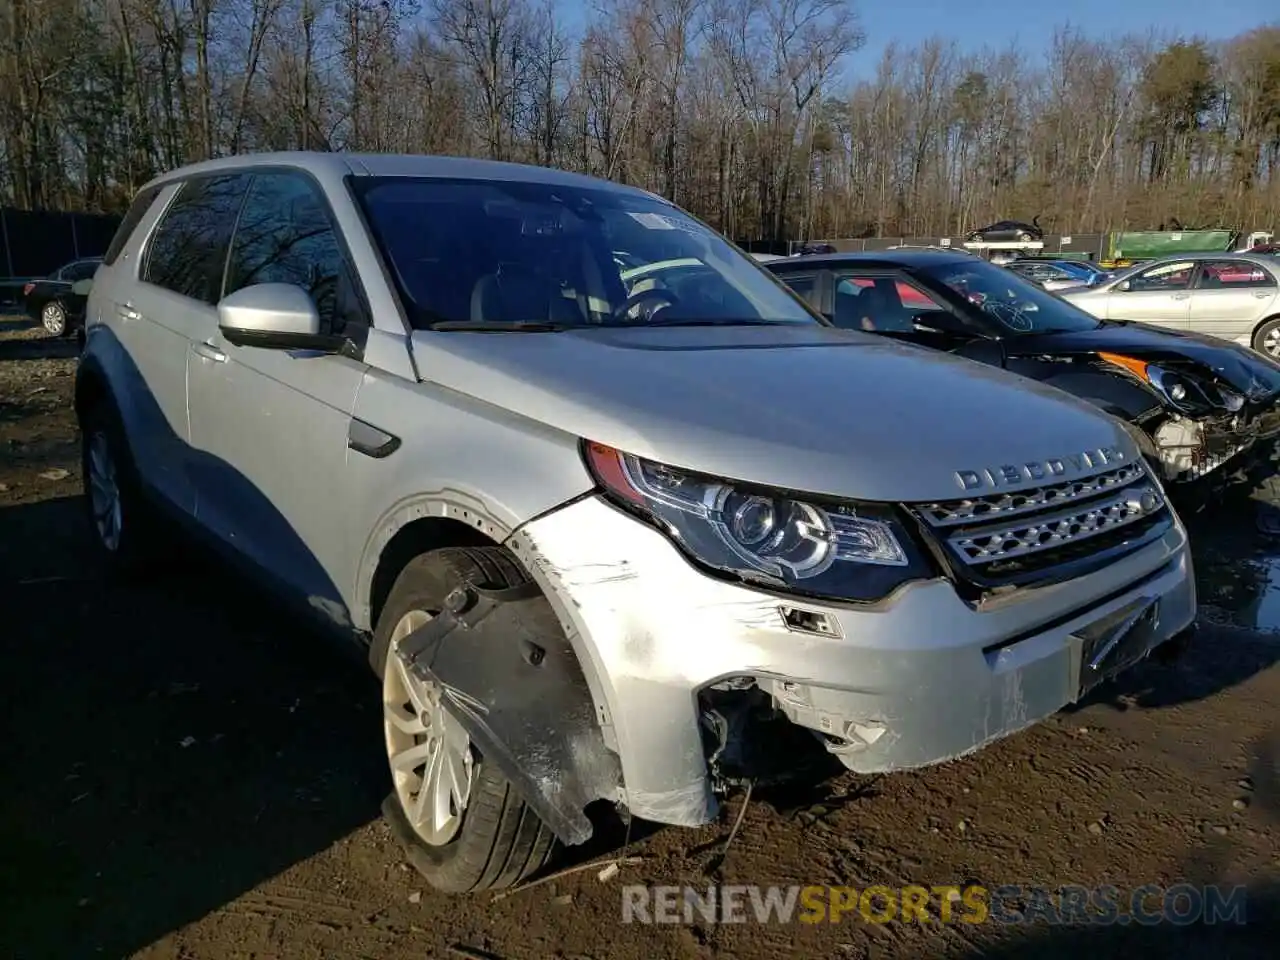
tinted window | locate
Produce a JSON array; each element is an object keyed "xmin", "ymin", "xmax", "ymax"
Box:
[
  {"xmin": 916, "ymin": 259, "xmax": 1102, "ymax": 334},
  {"xmin": 103, "ymin": 185, "xmax": 162, "ymax": 266},
  {"xmin": 1196, "ymin": 260, "xmax": 1277, "ymax": 289},
  {"xmin": 356, "ymin": 177, "xmax": 817, "ymax": 330},
  {"xmin": 831, "ymin": 273, "xmax": 946, "ymax": 331},
  {"xmin": 225, "ymin": 172, "xmax": 362, "ymax": 336},
  {"xmin": 61, "ymin": 260, "xmax": 99, "ymax": 282},
  {"xmin": 144, "ymin": 175, "xmax": 251, "ymax": 303},
  {"xmin": 775, "ymin": 272, "xmax": 818, "ymax": 305},
  {"xmin": 1126, "ymin": 261, "xmax": 1194, "ymax": 292}
]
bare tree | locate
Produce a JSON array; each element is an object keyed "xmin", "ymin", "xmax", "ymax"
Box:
[{"xmin": 1, "ymin": 0, "xmax": 1278, "ymax": 239}]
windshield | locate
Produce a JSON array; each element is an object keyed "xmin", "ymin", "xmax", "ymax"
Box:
[
  {"xmin": 917, "ymin": 259, "xmax": 1102, "ymax": 334},
  {"xmin": 355, "ymin": 177, "xmax": 819, "ymax": 330}
]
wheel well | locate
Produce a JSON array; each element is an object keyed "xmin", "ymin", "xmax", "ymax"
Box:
[
  {"xmin": 74, "ymin": 366, "xmax": 108, "ymax": 423},
  {"xmin": 369, "ymin": 517, "xmax": 497, "ymax": 631}
]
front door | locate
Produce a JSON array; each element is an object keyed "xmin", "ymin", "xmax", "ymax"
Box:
[
  {"xmin": 1105, "ymin": 260, "xmax": 1196, "ymax": 330},
  {"xmin": 186, "ymin": 170, "xmax": 370, "ymax": 618}
]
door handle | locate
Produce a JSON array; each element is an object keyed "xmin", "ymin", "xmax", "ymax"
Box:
[
  {"xmin": 118, "ymin": 306, "xmax": 141, "ymax": 321},
  {"xmin": 192, "ymin": 341, "xmax": 227, "ymax": 363},
  {"xmin": 1255, "ymin": 291, "xmax": 1273, "ymax": 299},
  {"xmin": 1172, "ymin": 292, "xmax": 1190, "ymax": 300}
]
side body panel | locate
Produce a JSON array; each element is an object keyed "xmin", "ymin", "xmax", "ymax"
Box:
[{"xmin": 343, "ymin": 365, "xmax": 596, "ymax": 633}]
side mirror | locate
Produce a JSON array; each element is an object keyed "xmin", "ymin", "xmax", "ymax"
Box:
[
  {"xmin": 72, "ymin": 279, "xmax": 93, "ymax": 296},
  {"xmin": 1116, "ymin": 279, "xmax": 1131, "ymax": 292},
  {"xmin": 217, "ymin": 283, "xmax": 347, "ymax": 354}
]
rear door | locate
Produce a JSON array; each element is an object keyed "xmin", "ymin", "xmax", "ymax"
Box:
[
  {"xmin": 1187, "ymin": 258, "xmax": 1279, "ymax": 347},
  {"xmin": 105, "ymin": 174, "xmax": 251, "ymax": 515},
  {"xmin": 1103, "ymin": 260, "xmax": 1195, "ymax": 330}
]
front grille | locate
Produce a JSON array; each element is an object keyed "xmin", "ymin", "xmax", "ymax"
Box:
[{"xmin": 909, "ymin": 463, "xmax": 1171, "ymax": 590}]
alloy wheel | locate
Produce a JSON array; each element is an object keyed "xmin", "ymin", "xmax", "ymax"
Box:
[
  {"xmin": 383, "ymin": 609, "xmax": 476, "ymax": 846},
  {"xmin": 86, "ymin": 430, "xmax": 123, "ymax": 552},
  {"xmin": 41, "ymin": 302, "xmax": 66, "ymax": 336}
]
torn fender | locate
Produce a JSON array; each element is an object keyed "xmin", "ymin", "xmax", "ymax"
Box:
[{"xmin": 396, "ymin": 579, "xmax": 621, "ymax": 846}]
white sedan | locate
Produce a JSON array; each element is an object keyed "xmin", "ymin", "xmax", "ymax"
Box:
[{"xmin": 1062, "ymin": 253, "xmax": 1280, "ymax": 358}]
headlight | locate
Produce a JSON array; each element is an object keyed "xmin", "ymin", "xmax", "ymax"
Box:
[
  {"xmin": 1098, "ymin": 353, "xmax": 1237, "ymax": 413},
  {"xmin": 583, "ymin": 442, "xmax": 935, "ymax": 602}
]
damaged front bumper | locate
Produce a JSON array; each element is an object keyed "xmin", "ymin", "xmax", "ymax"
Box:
[
  {"xmin": 506, "ymin": 494, "xmax": 1197, "ymax": 833},
  {"xmin": 1148, "ymin": 399, "xmax": 1280, "ymax": 495}
]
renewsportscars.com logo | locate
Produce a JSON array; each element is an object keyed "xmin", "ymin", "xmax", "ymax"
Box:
[{"xmin": 620, "ymin": 883, "xmax": 1248, "ymax": 926}]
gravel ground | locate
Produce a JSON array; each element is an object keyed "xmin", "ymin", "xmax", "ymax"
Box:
[{"xmin": 2, "ymin": 316, "xmax": 1280, "ymax": 959}]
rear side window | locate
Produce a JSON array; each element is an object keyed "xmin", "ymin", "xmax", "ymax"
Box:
[
  {"xmin": 61, "ymin": 260, "xmax": 99, "ymax": 282},
  {"xmin": 143, "ymin": 174, "xmax": 251, "ymax": 304},
  {"xmin": 102, "ymin": 185, "xmax": 162, "ymax": 266},
  {"xmin": 1196, "ymin": 260, "xmax": 1277, "ymax": 289}
]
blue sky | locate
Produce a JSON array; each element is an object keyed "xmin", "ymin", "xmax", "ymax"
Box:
[
  {"xmin": 856, "ymin": 1, "xmax": 1269, "ymax": 69},
  {"xmin": 558, "ymin": 1, "xmax": 1273, "ymax": 80}
]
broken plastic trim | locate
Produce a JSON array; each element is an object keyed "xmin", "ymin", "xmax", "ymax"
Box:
[{"xmin": 395, "ymin": 578, "xmax": 621, "ymax": 846}]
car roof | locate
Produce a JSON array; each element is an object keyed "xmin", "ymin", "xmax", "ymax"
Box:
[
  {"xmin": 139, "ymin": 151, "xmax": 653, "ymax": 199},
  {"xmin": 767, "ymin": 249, "xmax": 978, "ymax": 270},
  {"xmin": 1131, "ymin": 251, "xmax": 1279, "ymax": 268}
]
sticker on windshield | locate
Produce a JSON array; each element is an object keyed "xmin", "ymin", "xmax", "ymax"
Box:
[
  {"xmin": 628, "ymin": 212, "xmax": 676, "ymax": 230},
  {"xmin": 628, "ymin": 211, "xmax": 717, "ymax": 241}
]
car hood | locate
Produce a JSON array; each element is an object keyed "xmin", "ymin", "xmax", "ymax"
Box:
[
  {"xmin": 409, "ymin": 325, "xmax": 1137, "ymax": 502},
  {"xmin": 1006, "ymin": 321, "xmax": 1280, "ymax": 398}
]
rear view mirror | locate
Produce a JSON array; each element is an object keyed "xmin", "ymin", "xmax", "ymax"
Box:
[
  {"xmin": 217, "ymin": 283, "xmax": 349, "ymax": 354},
  {"xmin": 72, "ymin": 279, "xmax": 93, "ymax": 296}
]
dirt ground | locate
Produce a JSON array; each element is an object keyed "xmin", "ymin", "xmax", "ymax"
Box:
[{"xmin": 2, "ymin": 317, "xmax": 1280, "ymax": 960}]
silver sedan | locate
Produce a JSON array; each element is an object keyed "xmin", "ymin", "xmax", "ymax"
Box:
[{"xmin": 1062, "ymin": 252, "xmax": 1280, "ymax": 358}]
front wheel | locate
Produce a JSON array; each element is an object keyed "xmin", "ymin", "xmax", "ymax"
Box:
[
  {"xmin": 373, "ymin": 546, "xmax": 556, "ymax": 893},
  {"xmin": 41, "ymin": 301, "xmax": 67, "ymax": 337}
]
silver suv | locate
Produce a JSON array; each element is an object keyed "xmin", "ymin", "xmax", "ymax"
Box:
[{"xmin": 76, "ymin": 153, "xmax": 1197, "ymax": 894}]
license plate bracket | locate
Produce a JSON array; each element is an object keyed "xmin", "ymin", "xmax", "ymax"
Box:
[{"xmin": 1075, "ymin": 596, "xmax": 1161, "ymax": 699}]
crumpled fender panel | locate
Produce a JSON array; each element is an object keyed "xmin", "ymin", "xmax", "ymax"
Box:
[{"xmin": 395, "ymin": 579, "xmax": 621, "ymax": 846}]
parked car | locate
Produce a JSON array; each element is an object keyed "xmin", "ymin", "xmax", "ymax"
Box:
[
  {"xmin": 1006, "ymin": 259, "xmax": 1114, "ymax": 291},
  {"xmin": 767, "ymin": 249, "xmax": 1280, "ymax": 500},
  {"xmin": 966, "ymin": 217, "xmax": 1044, "ymax": 243},
  {"xmin": 1061, "ymin": 253, "xmax": 1280, "ymax": 359},
  {"xmin": 21, "ymin": 257, "xmax": 102, "ymax": 336},
  {"xmin": 77, "ymin": 153, "xmax": 1196, "ymax": 895}
]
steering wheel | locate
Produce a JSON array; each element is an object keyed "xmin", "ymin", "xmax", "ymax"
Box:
[{"xmin": 614, "ymin": 287, "xmax": 679, "ymax": 323}]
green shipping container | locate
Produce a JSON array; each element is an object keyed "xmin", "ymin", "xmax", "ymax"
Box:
[{"xmin": 1107, "ymin": 230, "xmax": 1235, "ymax": 260}]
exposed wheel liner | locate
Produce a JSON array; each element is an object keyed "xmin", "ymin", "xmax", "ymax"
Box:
[{"xmin": 372, "ymin": 545, "xmax": 599, "ymax": 891}]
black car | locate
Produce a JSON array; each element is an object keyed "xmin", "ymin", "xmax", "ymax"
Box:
[
  {"xmin": 966, "ymin": 217, "xmax": 1043, "ymax": 243},
  {"xmin": 767, "ymin": 250, "xmax": 1280, "ymax": 504},
  {"xmin": 21, "ymin": 257, "xmax": 102, "ymax": 337}
]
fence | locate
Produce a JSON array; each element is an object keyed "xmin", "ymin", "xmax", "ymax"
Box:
[
  {"xmin": 782, "ymin": 234, "xmax": 1111, "ymax": 259},
  {"xmin": 0, "ymin": 207, "xmax": 123, "ymax": 308}
]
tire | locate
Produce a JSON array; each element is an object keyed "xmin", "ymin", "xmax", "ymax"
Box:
[
  {"xmin": 79, "ymin": 398, "xmax": 166, "ymax": 577},
  {"xmin": 372, "ymin": 545, "xmax": 557, "ymax": 893},
  {"xmin": 1252, "ymin": 316, "xmax": 1280, "ymax": 359},
  {"xmin": 41, "ymin": 301, "xmax": 67, "ymax": 337},
  {"xmin": 1016, "ymin": 231, "xmax": 1034, "ymax": 242}
]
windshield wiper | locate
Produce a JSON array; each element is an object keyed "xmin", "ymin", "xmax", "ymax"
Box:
[{"xmin": 426, "ymin": 320, "xmax": 568, "ymax": 332}]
